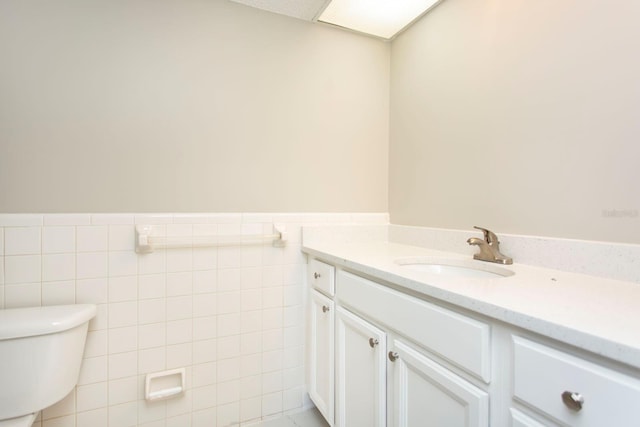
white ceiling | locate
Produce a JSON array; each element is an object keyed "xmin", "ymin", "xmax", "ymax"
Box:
[{"xmin": 228, "ymin": 0, "xmax": 330, "ymax": 21}]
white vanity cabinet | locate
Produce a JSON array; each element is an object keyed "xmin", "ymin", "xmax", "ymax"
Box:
[
  {"xmin": 307, "ymin": 257, "xmax": 490, "ymax": 427},
  {"xmin": 304, "ymin": 240, "xmax": 640, "ymax": 427}
]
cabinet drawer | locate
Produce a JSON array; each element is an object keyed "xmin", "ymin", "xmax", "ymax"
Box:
[
  {"xmin": 337, "ymin": 270, "xmax": 491, "ymax": 382},
  {"xmin": 308, "ymin": 258, "xmax": 335, "ymax": 296},
  {"xmin": 513, "ymin": 336, "xmax": 640, "ymax": 426}
]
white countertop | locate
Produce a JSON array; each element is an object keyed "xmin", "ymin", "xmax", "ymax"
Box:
[{"xmin": 302, "ymin": 239, "xmax": 640, "ymax": 369}]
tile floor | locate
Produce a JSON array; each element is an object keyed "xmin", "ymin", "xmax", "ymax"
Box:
[{"xmin": 255, "ymin": 408, "xmax": 329, "ymax": 427}]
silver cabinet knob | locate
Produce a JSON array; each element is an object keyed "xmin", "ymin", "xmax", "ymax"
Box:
[
  {"xmin": 369, "ymin": 338, "xmax": 379, "ymax": 348},
  {"xmin": 562, "ymin": 391, "xmax": 584, "ymax": 411},
  {"xmin": 322, "ymin": 305, "xmax": 330, "ymax": 313},
  {"xmin": 314, "ymin": 272, "xmax": 321, "ymax": 279},
  {"xmin": 388, "ymin": 351, "xmax": 399, "ymax": 362}
]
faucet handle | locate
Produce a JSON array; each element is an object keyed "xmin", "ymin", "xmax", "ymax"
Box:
[{"xmin": 473, "ymin": 226, "xmax": 499, "ymax": 244}]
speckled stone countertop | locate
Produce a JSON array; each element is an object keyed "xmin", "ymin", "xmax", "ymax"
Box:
[{"xmin": 302, "ymin": 230, "xmax": 640, "ymax": 370}]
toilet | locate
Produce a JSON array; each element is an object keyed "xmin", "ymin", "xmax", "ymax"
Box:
[{"xmin": 0, "ymin": 304, "xmax": 97, "ymax": 427}]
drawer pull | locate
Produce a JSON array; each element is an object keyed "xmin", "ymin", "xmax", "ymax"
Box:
[
  {"xmin": 388, "ymin": 351, "xmax": 400, "ymax": 362},
  {"xmin": 314, "ymin": 272, "xmax": 321, "ymax": 279},
  {"xmin": 369, "ymin": 338, "xmax": 379, "ymax": 348},
  {"xmin": 322, "ymin": 305, "xmax": 330, "ymax": 313},
  {"xmin": 561, "ymin": 391, "xmax": 584, "ymax": 411}
]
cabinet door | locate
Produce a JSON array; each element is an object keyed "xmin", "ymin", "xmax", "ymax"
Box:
[
  {"xmin": 388, "ymin": 339, "xmax": 489, "ymax": 427},
  {"xmin": 309, "ymin": 289, "xmax": 335, "ymax": 425},
  {"xmin": 335, "ymin": 307, "xmax": 386, "ymax": 427}
]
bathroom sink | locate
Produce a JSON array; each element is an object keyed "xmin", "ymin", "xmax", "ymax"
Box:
[{"xmin": 395, "ymin": 257, "xmax": 514, "ymax": 279}]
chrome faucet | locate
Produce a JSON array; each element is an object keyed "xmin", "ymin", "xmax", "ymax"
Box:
[{"xmin": 467, "ymin": 226, "xmax": 513, "ymax": 265}]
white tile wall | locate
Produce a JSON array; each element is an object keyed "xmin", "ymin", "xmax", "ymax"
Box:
[{"xmin": 0, "ymin": 212, "xmax": 388, "ymax": 427}]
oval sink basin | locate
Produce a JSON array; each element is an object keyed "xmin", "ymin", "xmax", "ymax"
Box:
[{"xmin": 395, "ymin": 257, "xmax": 514, "ymax": 279}]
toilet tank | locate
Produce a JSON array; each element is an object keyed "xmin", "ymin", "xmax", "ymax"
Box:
[{"xmin": 0, "ymin": 304, "xmax": 97, "ymax": 420}]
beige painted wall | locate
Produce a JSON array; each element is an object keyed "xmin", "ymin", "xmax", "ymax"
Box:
[
  {"xmin": 0, "ymin": 0, "xmax": 389, "ymax": 213},
  {"xmin": 389, "ymin": 0, "xmax": 640, "ymax": 243}
]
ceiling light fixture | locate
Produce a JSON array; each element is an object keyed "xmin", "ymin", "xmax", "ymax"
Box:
[{"xmin": 318, "ymin": 0, "xmax": 441, "ymax": 40}]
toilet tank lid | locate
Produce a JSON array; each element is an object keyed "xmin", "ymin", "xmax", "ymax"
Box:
[{"xmin": 0, "ymin": 304, "xmax": 97, "ymax": 340}]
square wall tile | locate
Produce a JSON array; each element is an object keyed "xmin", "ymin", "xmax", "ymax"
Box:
[
  {"xmin": 5, "ymin": 255, "xmax": 41, "ymax": 284},
  {"xmin": 217, "ymin": 335, "xmax": 240, "ymax": 360},
  {"xmin": 138, "ymin": 250, "xmax": 166, "ymax": 275},
  {"xmin": 193, "ymin": 293, "xmax": 216, "ymax": 318},
  {"xmin": 166, "ymin": 295, "xmax": 192, "ymax": 321},
  {"xmin": 138, "ymin": 347, "xmax": 166, "ymax": 374},
  {"xmin": 216, "ymin": 358, "xmax": 240, "ymax": 382},
  {"xmin": 193, "ymin": 270, "xmax": 216, "ymax": 294},
  {"xmin": 42, "ymin": 281, "xmax": 75, "ymax": 305},
  {"xmin": 76, "ymin": 382, "xmax": 107, "ymax": 412},
  {"xmin": 216, "ymin": 380, "xmax": 240, "ymax": 406},
  {"xmin": 43, "ymin": 226, "xmax": 76, "ymax": 254},
  {"xmin": 192, "ymin": 384, "xmax": 217, "ymax": 412},
  {"xmin": 217, "ymin": 313, "xmax": 240, "ymax": 337},
  {"xmin": 167, "ymin": 319, "xmax": 193, "ymax": 345},
  {"xmin": 240, "ymin": 375, "xmax": 261, "ymax": 400},
  {"xmin": 217, "ymin": 268, "xmax": 241, "ymax": 292},
  {"xmin": 240, "ymin": 396, "xmax": 262, "ymax": 423},
  {"xmin": 77, "ymin": 226, "xmax": 108, "ymax": 252},
  {"xmin": 193, "ymin": 248, "xmax": 217, "ymax": 271},
  {"xmin": 108, "ymin": 376, "xmax": 138, "ymax": 406},
  {"xmin": 192, "ymin": 408, "xmax": 216, "ymax": 427},
  {"xmin": 76, "ymin": 278, "xmax": 107, "ymax": 304},
  {"xmin": 192, "ymin": 362, "xmax": 217, "ymax": 388},
  {"xmin": 167, "ymin": 249, "xmax": 192, "ymax": 273},
  {"xmin": 109, "ymin": 251, "xmax": 138, "ymax": 277},
  {"xmin": 108, "ymin": 301, "xmax": 137, "ymax": 328},
  {"xmin": 108, "ymin": 351, "xmax": 138, "ymax": 380},
  {"xmin": 139, "ymin": 274, "xmax": 166, "ymax": 300},
  {"xmin": 43, "ymin": 253, "xmax": 76, "ymax": 282},
  {"xmin": 138, "ymin": 299, "xmax": 166, "ymax": 325},
  {"xmin": 262, "ymin": 391, "xmax": 283, "ymax": 417},
  {"xmin": 240, "ymin": 332, "xmax": 262, "ymax": 356},
  {"xmin": 4, "ymin": 227, "xmax": 41, "ymax": 255},
  {"xmin": 108, "ymin": 326, "xmax": 138, "ymax": 354},
  {"xmin": 108, "ymin": 401, "xmax": 137, "ymax": 427},
  {"xmin": 108, "ymin": 225, "xmax": 135, "ymax": 251},
  {"xmin": 76, "ymin": 252, "xmax": 108, "ymax": 279},
  {"xmin": 138, "ymin": 323, "xmax": 166, "ymax": 349},
  {"xmin": 193, "ymin": 316, "xmax": 217, "ymax": 341},
  {"xmin": 166, "ymin": 342, "xmax": 192, "ymax": 369},
  {"xmin": 108, "ymin": 276, "xmax": 138, "ymax": 303},
  {"xmin": 4, "ymin": 283, "xmax": 40, "ymax": 308},
  {"xmin": 138, "ymin": 399, "xmax": 166, "ymax": 425}
]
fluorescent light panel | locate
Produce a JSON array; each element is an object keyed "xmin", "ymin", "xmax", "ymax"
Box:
[{"xmin": 319, "ymin": 0, "xmax": 440, "ymax": 39}]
